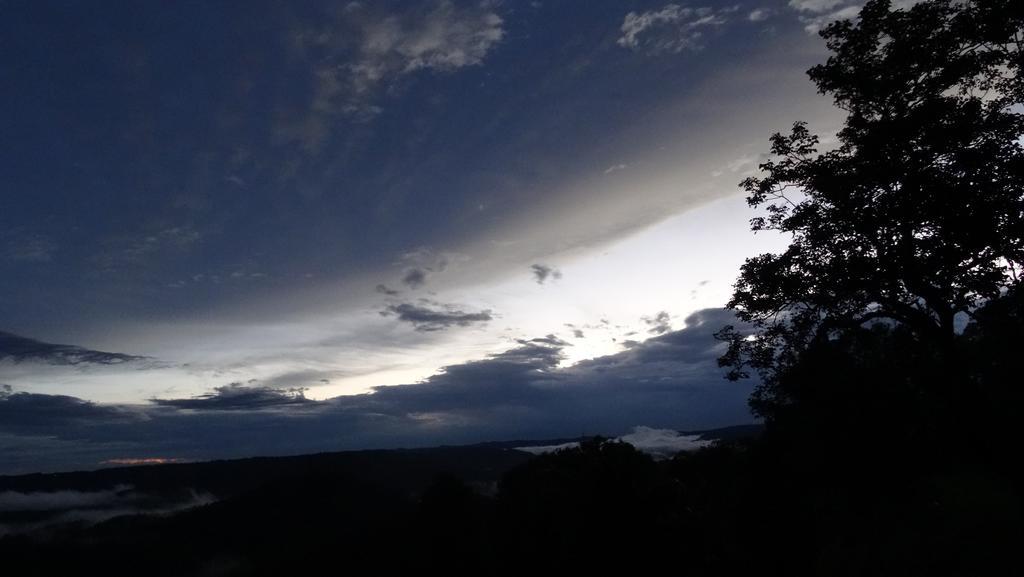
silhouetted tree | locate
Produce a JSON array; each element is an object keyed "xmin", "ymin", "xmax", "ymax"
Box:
[
  {"xmin": 718, "ymin": 0, "xmax": 1024, "ymax": 418},
  {"xmin": 494, "ymin": 439, "xmax": 677, "ymax": 575}
]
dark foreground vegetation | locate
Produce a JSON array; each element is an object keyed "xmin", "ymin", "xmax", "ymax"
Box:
[
  {"xmin": 0, "ymin": 362, "xmax": 1019, "ymax": 577},
  {"xmin": 3, "ymin": 1, "xmax": 1022, "ymax": 574},
  {"xmin": 3, "ymin": 288, "xmax": 1023, "ymax": 576}
]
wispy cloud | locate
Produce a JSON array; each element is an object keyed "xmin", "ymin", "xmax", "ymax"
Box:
[
  {"xmin": 641, "ymin": 311, "xmax": 672, "ymax": 335},
  {"xmin": 788, "ymin": 0, "xmax": 848, "ymax": 12},
  {"xmin": 524, "ymin": 334, "xmax": 570, "ymax": 347},
  {"xmin": 94, "ymin": 226, "xmax": 202, "ymax": 271},
  {"xmin": 283, "ymin": 0, "xmax": 505, "ymax": 146},
  {"xmin": 0, "ymin": 485, "xmax": 214, "ymax": 536},
  {"xmin": 350, "ymin": 1, "xmax": 504, "ymax": 77},
  {"xmin": 618, "ymin": 4, "xmax": 731, "ymax": 54},
  {"xmin": 395, "ymin": 247, "xmax": 456, "ymax": 289},
  {"xmin": 747, "ymin": 8, "xmax": 774, "ymax": 22},
  {"xmin": 0, "ymin": 309, "xmax": 755, "ymax": 474},
  {"xmin": 0, "ymin": 230, "xmax": 56, "ymax": 263},
  {"xmin": 787, "ymin": 0, "xmax": 863, "ymax": 34}
]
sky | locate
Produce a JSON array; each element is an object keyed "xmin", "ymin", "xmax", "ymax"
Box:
[{"xmin": 0, "ymin": 0, "xmax": 857, "ymax": 474}]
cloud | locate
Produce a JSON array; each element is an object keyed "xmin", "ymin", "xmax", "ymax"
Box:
[
  {"xmin": 355, "ymin": 337, "xmax": 567, "ymax": 419},
  {"xmin": 514, "ymin": 441, "xmax": 581, "ymax": 455},
  {"xmin": 787, "ymin": 0, "xmax": 863, "ymax": 34},
  {"xmin": 93, "ymin": 225, "xmax": 203, "ymax": 272},
  {"xmin": 0, "ymin": 388, "xmax": 142, "ymax": 436},
  {"xmin": 564, "ymin": 323, "xmax": 587, "ymax": 339},
  {"xmin": 618, "ymin": 4, "xmax": 731, "ymax": 54},
  {"xmin": 514, "ymin": 426, "xmax": 711, "ymax": 459},
  {"xmin": 788, "ymin": 0, "xmax": 848, "ymax": 12},
  {"xmin": 525, "ymin": 334, "xmax": 571, "ymax": 347},
  {"xmin": 747, "ymin": 8, "xmax": 773, "ymax": 22},
  {"xmin": 354, "ymin": 1, "xmax": 504, "ymax": 74},
  {"xmin": 376, "ymin": 284, "xmax": 401, "ymax": 296},
  {"xmin": 0, "ymin": 309, "xmax": 754, "ymax": 474},
  {"xmin": 581, "ymin": 309, "xmax": 736, "ymax": 367},
  {"xmin": 402, "ymin": 268, "xmax": 429, "ymax": 289},
  {"xmin": 396, "ymin": 248, "xmax": 455, "ymax": 289},
  {"xmin": 290, "ymin": 0, "xmax": 505, "ymax": 128},
  {"xmin": 0, "ymin": 331, "xmax": 148, "ymax": 366},
  {"xmin": 151, "ymin": 382, "xmax": 315, "ymax": 411},
  {"xmin": 530, "ymin": 263, "xmax": 562, "ymax": 284},
  {"xmin": 616, "ymin": 426, "xmax": 711, "ymax": 458},
  {"xmin": 689, "ymin": 280, "xmax": 712, "ymax": 299},
  {"xmin": 261, "ymin": 369, "xmax": 344, "ymax": 390},
  {"xmin": 0, "ymin": 486, "xmax": 215, "ymax": 536},
  {"xmin": 338, "ymin": 307, "xmax": 749, "ymax": 433},
  {"xmin": 1, "ymin": 230, "xmax": 56, "ymax": 263},
  {"xmin": 0, "ymin": 486, "xmax": 134, "ymax": 511},
  {"xmin": 381, "ymin": 301, "xmax": 494, "ymax": 331},
  {"xmin": 641, "ymin": 311, "xmax": 672, "ymax": 335}
]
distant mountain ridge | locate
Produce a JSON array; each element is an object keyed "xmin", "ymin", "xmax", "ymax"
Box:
[
  {"xmin": 0, "ymin": 424, "xmax": 762, "ymax": 492},
  {"xmin": 0, "ymin": 423, "xmax": 765, "ymax": 573}
]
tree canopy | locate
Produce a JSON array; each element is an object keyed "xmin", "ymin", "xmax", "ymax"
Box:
[{"xmin": 718, "ymin": 0, "xmax": 1024, "ymax": 417}]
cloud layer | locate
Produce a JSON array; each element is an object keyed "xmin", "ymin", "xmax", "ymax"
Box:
[
  {"xmin": 0, "ymin": 308, "xmax": 754, "ymax": 474},
  {"xmin": 0, "ymin": 485, "xmax": 215, "ymax": 536},
  {"xmin": 516, "ymin": 426, "xmax": 711, "ymax": 459}
]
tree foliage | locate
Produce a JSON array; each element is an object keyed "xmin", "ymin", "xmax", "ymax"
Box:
[{"xmin": 718, "ymin": 0, "xmax": 1024, "ymax": 417}]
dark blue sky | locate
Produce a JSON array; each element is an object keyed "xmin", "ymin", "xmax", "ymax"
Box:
[
  {"xmin": 0, "ymin": 0, "xmax": 831, "ymax": 335},
  {"xmin": 0, "ymin": 0, "xmax": 857, "ymax": 473}
]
